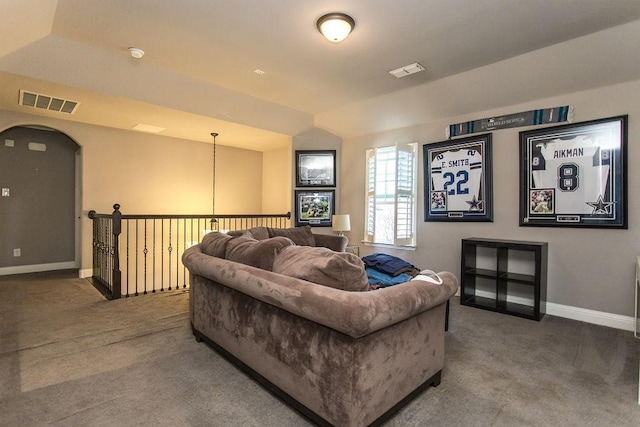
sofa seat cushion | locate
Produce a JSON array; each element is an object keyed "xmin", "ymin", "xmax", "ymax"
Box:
[
  {"xmin": 225, "ymin": 236, "xmax": 294, "ymax": 271},
  {"xmin": 201, "ymin": 232, "xmax": 234, "ymax": 258},
  {"xmin": 267, "ymin": 225, "xmax": 316, "ymax": 247},
  {"xmin": 272, "ymin": 245, "xmax": 369, "ymax": 292}
]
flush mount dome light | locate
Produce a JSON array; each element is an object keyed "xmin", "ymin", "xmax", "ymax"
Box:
[
  {"xmin": 128, "ymin": 47, "xmax": 144, "ymax": 59},
  {"xmin": 316, "ymin": 13, "xmax": 355, "ymax": 43}
]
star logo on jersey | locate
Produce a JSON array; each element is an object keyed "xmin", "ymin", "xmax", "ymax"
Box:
[
  {"xmin": 586, "ymin": 195, "xmax": 613, "ymax": 215},
  {"xmin": 466, "ymin": 195, "xmax": 483, "ymax": 211}
]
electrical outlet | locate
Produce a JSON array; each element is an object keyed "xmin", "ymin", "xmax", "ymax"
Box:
[
  {"xmin": 13, "ymin": 248, "xmax": 21, "ymax": 257},
  {"xmin": 2, "ymin": 188, "xmax": 9, "ymax": 197}
]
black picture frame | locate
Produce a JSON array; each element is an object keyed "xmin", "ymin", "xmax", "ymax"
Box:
[
  {"xmin": 519, "ymin": 115, "xmax": 627, "ymax": 228},
  {"xmin": 423, "ymin": 134, "xmax": 493, "ymax": 222},
  {"xmin": 295, "ymin": 150, "xmax": 336, "ymax": 187},
  {"xmin": 295, "ymin": 190, "xmax": 335, "ymax": 227}
]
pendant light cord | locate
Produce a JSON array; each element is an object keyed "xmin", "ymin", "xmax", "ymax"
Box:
[{"xmin": 211, "ymin": 132, "xmax": 218, "ymax": 227}]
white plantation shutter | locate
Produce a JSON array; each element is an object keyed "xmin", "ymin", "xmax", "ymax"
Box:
[
  {"xmin": 395, "ymin": 142, "xmax": 416, "ymax": 246},
  {"xmin": 364, "ymin": 143, "xmax": 417, "ymax": 247},
  {"xmin": 365, "ymin": 149, "xmax": 376, "ymax": 242}
]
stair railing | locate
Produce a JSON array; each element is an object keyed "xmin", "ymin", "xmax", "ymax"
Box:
[{"xmin": 88, "ymin": 204, "xmax": 291, "ymax": 299}]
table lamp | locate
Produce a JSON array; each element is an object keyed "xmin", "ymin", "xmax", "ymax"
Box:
[{"xmin": 332, "ymin": 214, "xmax": 351, "ymax": 236}]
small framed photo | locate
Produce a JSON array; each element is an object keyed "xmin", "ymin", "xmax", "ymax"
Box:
[
  {"xmin": 519, "ymin": 115, "xmax": 627, "ymax": 228},
  {"xmin": 295, "ymin": 190, "xmax": 335, "ymax": 227},
  {"xmin": 295, "ymin": 150, "xmax": 336, "ymax": 187},
  {"xmin": 423, "ymin": 134, "xmax": 493, "ymax": 222}
]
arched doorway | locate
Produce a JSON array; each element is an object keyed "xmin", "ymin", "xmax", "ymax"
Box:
[{"xmin": 0, "ymin": 125, "xmax": 81, "ymax": 275}]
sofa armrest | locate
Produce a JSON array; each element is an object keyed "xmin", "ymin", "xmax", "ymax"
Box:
[
  {"xmin": 313, "ymin": 233, "xmax": 348, "ymax": 252},
  {"xmin": 183, "ymin": 245, "xmax": 458, "ymax": 338}
]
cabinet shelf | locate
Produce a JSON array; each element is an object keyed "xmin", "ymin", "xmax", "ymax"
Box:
[
  {"xmin": 460, "ymin": 238, "xmax": 548, "ymax": 321},
  {"xmin": 463, "ymin": 267, "xmax": 498, "ymax": 278},
  {"xmin": 460, "ymin": 295, "xmax": 537, "ymax": 318},
  {"xmin": 500, "ymin": 271, "xmax": 536, "ymax": 284}
]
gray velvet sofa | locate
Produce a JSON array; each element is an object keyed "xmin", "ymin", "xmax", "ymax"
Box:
[{"xmin": 182, "ymin": 226, "xmax": 458, "ymax": 427}]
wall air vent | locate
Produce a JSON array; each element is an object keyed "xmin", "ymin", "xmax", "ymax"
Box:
[{"xmin": 19, "ymin": 90, "xmax": 79, "ymax": 114}]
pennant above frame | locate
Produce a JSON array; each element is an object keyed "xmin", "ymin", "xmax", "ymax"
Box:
[{"xmin": 446, "ymin": 105, "xmax": 573, "ymax": 139}]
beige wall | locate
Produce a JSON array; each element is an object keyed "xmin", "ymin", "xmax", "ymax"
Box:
[
  {"xmin": 291, "ymin": 128, "xmax": 342, "ymax": 235},
  {"xmin": 0, "ymin": 110, "xmax": 280, "ymax": 272},
  {"xmin": 263, "ymin": 146, "xmax": 292, "ymax": 218},
  {"xmin": 214, "ymin": 145, "xmax": 263, "ymax": 214},
  {"xmin": 339, "ymin": 79, "xmax": 640, "ymax": 319}
]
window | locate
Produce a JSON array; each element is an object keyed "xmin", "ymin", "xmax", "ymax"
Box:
[{"xmin": 364, "ymin": 142, "xmax": 417, "ymax": 247}]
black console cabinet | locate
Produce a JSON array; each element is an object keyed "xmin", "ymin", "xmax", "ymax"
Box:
[{"xmin": 460, "ymin": 238, "xmax": 548, "ymax": 321}]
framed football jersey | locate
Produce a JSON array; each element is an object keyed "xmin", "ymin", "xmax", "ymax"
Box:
[
  {"xmin": 519, "ymin": 115, "xmax": 627, "ymax": 228},
  {"xmin": 423, "ymin": 134, "xmax": 493, "ymax": 222}
]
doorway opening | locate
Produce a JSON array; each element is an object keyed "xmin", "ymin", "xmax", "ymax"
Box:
[{"xmin": 0, "ymin": 125, "xmax": 81, "ymax": 275}]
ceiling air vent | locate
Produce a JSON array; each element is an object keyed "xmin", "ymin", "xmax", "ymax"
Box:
[
  {"xmin": 389, "ymin": 62, "xmax": 425, "ymax": 79},
  {"xmin": 19, "ymin": 90, "xmax": 79, "ymax": 114}
]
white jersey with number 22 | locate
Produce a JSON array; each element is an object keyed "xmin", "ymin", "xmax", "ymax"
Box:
[{"xmin": 431, "ymin": 149, "xmax": 483, "ymax": 211}]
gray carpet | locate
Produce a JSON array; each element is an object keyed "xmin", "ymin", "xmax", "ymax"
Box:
[{"xmin": 1, "ymin": 270, "xmax": 639, "ymax": 426}]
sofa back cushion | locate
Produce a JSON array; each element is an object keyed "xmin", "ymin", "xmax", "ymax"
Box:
[
  {"xmin": 273, "ymin": 246, "xmax": 369, "ymax": 292},
  {"xmin": 201, "ymin": 232, "xmax": 234, "ymax": 258},
  {"xmin": 267, "ymin": 225, "xmax": 316, "ymax": 247},
  {"xmin": 227, "ymin": 226, "xmax": 269, "ymax": 240},
  {"xmin": 225, "ymin": 236, "xmax": 294, "ymax": 271}
]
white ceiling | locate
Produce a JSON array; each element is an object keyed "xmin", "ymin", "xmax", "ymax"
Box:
[{"xmin": 2, "ymin": 0, "xmax": 640, "ymax": 151}]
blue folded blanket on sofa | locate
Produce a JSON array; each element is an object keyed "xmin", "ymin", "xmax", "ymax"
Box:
[
  {"xmin": 362, "ymin": 253, "xmax": 417, "ymax": 276},
  {"xmin": 366, "ymin": 268, "xmax": 413, "ymax": 287},
  {"xmin": 363, "ymin": 253, "xmax": 420, "ymax": 288}
]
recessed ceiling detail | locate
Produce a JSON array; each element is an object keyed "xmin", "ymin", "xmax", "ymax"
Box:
[
  {"xmin": 389, "ymin": 63, "xmax": 425, "ymax": 79},
  {"xmin": 132, "ymin": 123, "xmax": 165, "ymax": 133},
  {"xmin": 19, "ymin": 90, "xmax": 79, "ymax": 114}
]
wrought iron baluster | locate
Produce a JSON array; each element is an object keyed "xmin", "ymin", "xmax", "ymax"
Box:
[
  {"xmin": 125, "ymin": 220, "xmax": 131, "ymax": 298},
  {"xmin": 168, "ymin": 218, "xmax": 173, "ymax": 291},
  {"xmin": 135, "ymin": 219, "xmax": 139, "ymax": 297},
  {"xmin": 152, "ymin": 219, "xmax": 156, "ymax": 293},
  {"xmin": 179, "ymin": 218, "xmax": 185, "ymax": 289},
  {"xmin": 161, "ymin": 219, "xmax": 165, "ymax": 292},
  {"xmin": 143, "ymin": 218, "xmax": 148, "ymax": 295},
  {"xmin": 186, "ymin": 218, "xmax": 193, "ymax": 288}
]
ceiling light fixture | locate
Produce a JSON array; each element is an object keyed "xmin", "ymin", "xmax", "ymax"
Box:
[
  {"xmin": 128, "ymin": 47, "xmax": 145, "ymax": 59},
  {"xmin": 316, "ymin": 13, "xmax": 355, "ymax": 43}
]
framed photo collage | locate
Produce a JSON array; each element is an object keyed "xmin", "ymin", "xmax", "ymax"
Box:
[{"xmin": 294, "ymin": 150, "xmax": 336, "ymax": 227}]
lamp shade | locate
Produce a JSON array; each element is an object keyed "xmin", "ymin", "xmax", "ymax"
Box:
[
  {"xmin": 332, "ymin": 214, "xmax": 351, "ymax": 235},
  {"xmin": 317, "ymin": 13, "xmax": 355, "ymax": 43}
]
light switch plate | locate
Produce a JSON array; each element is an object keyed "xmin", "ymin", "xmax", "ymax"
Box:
[{"xmin": 1, "ymin": 188, "xmax": 9, "ymax": 197}]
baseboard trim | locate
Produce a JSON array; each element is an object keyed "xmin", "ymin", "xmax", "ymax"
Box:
[
  {"xmin": 546, "ymin": 302, "xmax": 634, "ymax": 332},
  {"xmin": 0, "ymin": 262, "xmax": 77, "ymax": 276},
  {"xmin": 79, "ymin": 268, "xmax": 93, "ymax": 279},
  {"xmin": 472, "ymin": 290, "xmax": 634, "ymax": 332}
]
